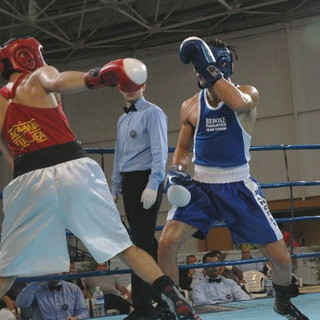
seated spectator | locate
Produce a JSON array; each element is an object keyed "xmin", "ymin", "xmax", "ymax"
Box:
[
  {"xmin": 83, "ymin": 261, "xmax": 132, "ymax": 315},
  {"xmin": 16, "ymin": 280, "xmax": 89, "ymax": 320},
  {"xmin": 220, "ymin": 265, "xmax": 245, "ymax": 284},
  {"xmin": 236, "ymin": 246, "xmax": 265, "ymax": 273},
  {"xmin": 208, "ymin": 250, "xmax": 245, "ymax": 284},
  {"xmin": 192, "ymin": 251, "xmax": 251, "ymax": 306},
  {"xmin": 179, "ymin": 255, "xmax": 195, "ymax": 291},
  {"xmin": 262, "ymin": 261, "xmax": 272, "ymax": 276},
  {"xmin": 278, "ymin": 224, "xmax": 300, "ymax": 248},
  {"xmin": 66, "ymin": 262, "xmax": 87, "ymax": 296},
  {"xmin": 0, "ymin": 282, "xmax": 25, "ymax": 319},
  {"xmin": 179, "ymin": 255, "xmax": 204, "ymax": 291}
]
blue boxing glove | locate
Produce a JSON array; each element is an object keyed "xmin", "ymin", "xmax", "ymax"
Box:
[
  {"xmin": 180, "ymin": 36, "xmax": 223, "ymax": 88},
  {"xmin": 164, "ymin": 165, "xmax": 194, "ymax": 207}
]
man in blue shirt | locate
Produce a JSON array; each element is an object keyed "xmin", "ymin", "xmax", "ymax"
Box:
[
  {"xmin": 192, "ymin": 251, "xmax": 250, "ymax": 306},
  {"xmin": 236, "ymin": 247, "xmax": 265, "ymax": 273},
  {"xmin": 111, "ymin": 83, "xmax": 168, "ymax": 320},
  {"xmin": 16, "ymin": 280, "xmax": 89, "ymax": 320}
]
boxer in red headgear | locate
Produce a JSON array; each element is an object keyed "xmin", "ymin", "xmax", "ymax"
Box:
[
  {"xmin": 0, "ymin": 37, "xmax": 199, "ymax": 320},
  {"xmin": 0, "ymin": 37, "xmax": 46, "ymax": 79}
]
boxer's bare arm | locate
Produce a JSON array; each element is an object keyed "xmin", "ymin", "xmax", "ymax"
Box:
[
  {"xmin": 207, "ymin": 81, "xmax": 259, "ymax": 135},
  {"xmin": 0, "ymin": 137, "xmax": 13, "ymax": 168},
  {"xmin": 0, "ymin": 96, "xmax": 12, "ymax": 167},
  {"xmin": 210, "ymin": 79, "xmax": 259, "ymax": 113},
  {"xmin": 36, "ymin": 66, "xmax": 87, "ymax": 93},
  {"xmin": 13, "ymin": 67, "xmax": 87, "ymax": 109},
  {"xmin": 172, "ymin": 94, "xmax": 198, "ymax": 170}
]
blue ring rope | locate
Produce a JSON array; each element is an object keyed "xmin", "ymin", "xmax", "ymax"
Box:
[
  {"xmin": 1, "ymin": 180, "xmax": 320, "ymax": 199},
  {"xmin": 1, "ymin": 144, "xmax": 320, "ymax": 282},
  {"xmin": 1, "ymin": 144, "xmax": 320, "ymax": 199},
  {"xmin": 84, "ymin": 144, "xmax": 320, "ymax": 154},
  {"xmin": 15, "ymin": 251, "xmax": 320, "ymax": 283}
]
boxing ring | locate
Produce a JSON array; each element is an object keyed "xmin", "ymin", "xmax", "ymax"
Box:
[{"xmin": 1, "ymin": 144, "xmax": 320, "ymax": 319}]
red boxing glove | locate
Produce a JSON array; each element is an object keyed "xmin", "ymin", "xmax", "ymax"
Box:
[
  {"xmin": 84, "ymin": 66, "xmax": 114, "ymax": 89},
  {"xmin": 84, "ymin": 58, "xmax": 147, "ymax": 92}
]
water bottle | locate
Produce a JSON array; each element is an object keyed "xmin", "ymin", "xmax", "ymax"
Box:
[
  {"xmin": 264, "ymin": 272, "xmax": 274, "ymax": 297},
  {"xmin": 92, "ymin": 286, "xmax": 106, "ymax": 317},
  {"xmin": 298, "ymin": 231, "xmax": 305, "ymax": 246}
]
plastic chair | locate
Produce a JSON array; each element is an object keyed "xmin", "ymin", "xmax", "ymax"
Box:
[
  {"xmin": 243, "ymin": 270, "xmax": 266, "ymax": 293},
  {"xmin": 179, "ymin": 288, "xmax": 193, "ymax": 305}
]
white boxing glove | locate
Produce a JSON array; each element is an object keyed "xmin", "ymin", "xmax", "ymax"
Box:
[
  {"xmin": 141, "ymin": 188, "xmax": 157, "ymax": 210},
  {"xmin": 84, "ymin": 58, "xmax": 147, "ymax": 92},
  {"xmin": 164, "ymin": 165, "xmax": 194, "ymax": 207}
]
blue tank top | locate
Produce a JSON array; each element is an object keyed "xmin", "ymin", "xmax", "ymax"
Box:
[{"xmin": 193, "ymin": 89, "xmax": 251, "ymax": 168}]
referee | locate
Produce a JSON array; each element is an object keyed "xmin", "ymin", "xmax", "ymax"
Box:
[{"xmin": 111, "ymin": 82, "xmax": 168, "ymax": 320}]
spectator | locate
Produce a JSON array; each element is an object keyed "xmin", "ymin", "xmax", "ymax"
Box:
[
  {"xmin": 207, "ymin": 250, "xmax": 245, "ymax": 284},
  {"xmin": 83, "ymin": 262, "xmax": 132, "ymax": 315},
  {"xmin": 236, "ymin": 247, "xmax": 265, "ymax": 273},
  {"xmin": 16, "ymin": 280, "xmax": 89, "ymax": 320},
  {"xmin": 179, "ymin": 255, "xmax": 204, "ymax": 291},
  {"xmin": 65, "ymin": 262, "xmax": 86, "ymax": 296},
  {"xmin": 192, "ymin": 251, "xmax": 250, "ymax": 306},
  {"xmin": 263, "ymin": 261, "xmax": 273, "ymax": 276},
  {"xmin": 0, "ymin": 283, "xmax": 25, "ymax": 318},
  {"xmin": 220, "ymin": 265, "xmax": 245, "ymax": 285},
  {"xmin": 278, "ymin": 225, "xmax": 300, "ymax": 248}
]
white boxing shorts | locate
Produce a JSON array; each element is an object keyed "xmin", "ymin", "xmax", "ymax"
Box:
[{"xmin": 0, "ymin": 157, "xmax": 132, "ymax": 277}]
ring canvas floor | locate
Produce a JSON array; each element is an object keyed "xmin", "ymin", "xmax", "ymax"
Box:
[{"xmin": 90, "ymin": 292, "xmax": 320, "ymax": 320}]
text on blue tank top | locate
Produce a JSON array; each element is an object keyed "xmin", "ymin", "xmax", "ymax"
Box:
[{"xmin": 194, "ymin": 89, "xmax": 251, "ymax": 167}]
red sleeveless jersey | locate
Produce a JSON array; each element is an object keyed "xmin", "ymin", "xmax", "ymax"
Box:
[
  {"xmin": 0, "ymin": 74, "xmax": 77, "ymax": 156},
  {"xmin": 1, "ymin": 101, "xmax": 76, "ymax": 156}
]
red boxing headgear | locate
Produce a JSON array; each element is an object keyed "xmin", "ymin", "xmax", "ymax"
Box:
[{"xmin": 0, "ymin": 37, "xmax": 45, "ymax": 79}]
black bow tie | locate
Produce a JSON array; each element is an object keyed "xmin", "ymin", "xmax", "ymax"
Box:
[
  {"xmin": 49, "ymin": 283, "xmax": 62, "ymax": 291},
  {"xmin": 209, "ymin": 278, "xmax": 221, "ymax": 283},
  {"xmin": 123, "ymin": 104, "xmax": 137, "ymax": 114}
]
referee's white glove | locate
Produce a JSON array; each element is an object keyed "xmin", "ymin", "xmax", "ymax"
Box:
[{"xmin": 141, "ymin": 188, "xmax": 157, "ymax": 210}]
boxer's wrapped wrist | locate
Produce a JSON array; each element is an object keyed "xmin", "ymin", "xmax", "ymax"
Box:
[{"xmin": 84, "ymin": 67, "xmax": 103, "ymax": 89}]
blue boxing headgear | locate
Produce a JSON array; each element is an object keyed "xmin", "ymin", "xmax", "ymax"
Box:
[{"xmin": 208, "ymin": 45, "xmax": 233, "ymax": 79}]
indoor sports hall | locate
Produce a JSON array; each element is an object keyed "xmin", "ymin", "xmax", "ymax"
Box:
[{"xmin": 1, "ymin": 1, "xmax": 320, "ymax": 320}]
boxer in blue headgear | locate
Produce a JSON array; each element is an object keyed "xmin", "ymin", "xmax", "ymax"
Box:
[
  {"xmin": 206, "ymin": 39, "xmax": 234, "ymax": 79},
  {"xmin": 179, "ymin": 37, "xmax": 235, "ymax": 89},
  {"xmin": 160, "ymin": 36, "xmax": 309, "ymax": 320}
]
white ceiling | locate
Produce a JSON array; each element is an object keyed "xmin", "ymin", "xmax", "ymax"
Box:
[{"xmin": 0, "ymin": 0, "xmax": 319, "ymax": 64}]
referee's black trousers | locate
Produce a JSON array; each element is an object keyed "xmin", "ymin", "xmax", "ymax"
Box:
[{"xmin": 121, "ymin": 170, "xmax": 163, "ymax": 313}]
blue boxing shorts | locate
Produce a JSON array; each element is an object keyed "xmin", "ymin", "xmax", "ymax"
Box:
[{"xmin": 168, "ymin": 177, "xmax": 283, "ymax": 244}]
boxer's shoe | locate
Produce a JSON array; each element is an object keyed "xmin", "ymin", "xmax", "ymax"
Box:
[
  {"xmin": 160, "ymin": 285, "xmax": 201, "ymax": 320},
  {"xmin": 274, "ymin": 297, "xmax": 309, "ymax": 320},
  {"xmin": 154, "ymin": 300, "xmax": 177, "ymax": 320},
  {"xmin": 123, "ymin": 311, "xmax": 159, "ymax": 320},
  {"xmin": 0, "ymin": 276, "xmax": 16, "ymax": 299}
]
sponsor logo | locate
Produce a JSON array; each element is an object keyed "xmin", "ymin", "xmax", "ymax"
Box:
[
  {"xmin": 206, "ymin": 116, "xmax": 227, "ymax": 132},
  {"xmin": 257, "ymin": 194, "xmax": 277, "ymax": 226},
  {"xmin": 8, "ymin": 118, "xmax": 48, "ymax": 149}
]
